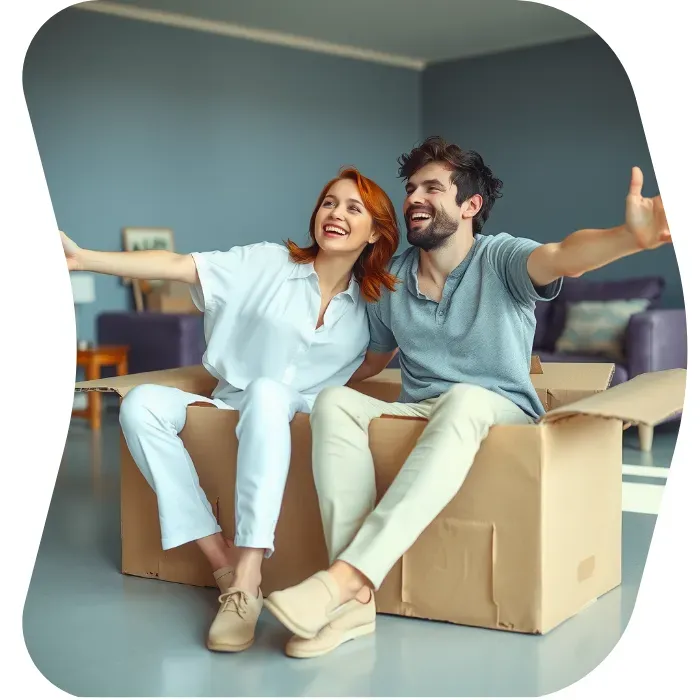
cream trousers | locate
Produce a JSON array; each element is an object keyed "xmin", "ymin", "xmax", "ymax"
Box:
[{"xmin": 309, "ymin": 383, "xmax": 532, "ymax": 588}]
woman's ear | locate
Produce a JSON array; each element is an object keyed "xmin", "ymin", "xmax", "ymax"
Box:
[{"xmin": 368, "ymin": 228, "xmax": 380, "ymax": 245}]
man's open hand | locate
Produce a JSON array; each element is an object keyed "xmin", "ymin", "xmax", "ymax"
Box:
[{"xmin": 625, "ymin": 167, "xmax": 672, "ymax": 250}]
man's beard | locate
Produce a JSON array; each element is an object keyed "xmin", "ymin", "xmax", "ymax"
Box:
[{"xmin": 405, "ymin": 205, "xmax": 460, "ymax": 251}]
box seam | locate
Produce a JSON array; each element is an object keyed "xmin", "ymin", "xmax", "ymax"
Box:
[{"xmin": 536, "ymin": 424, "xmax": 546, "ymax": 634}]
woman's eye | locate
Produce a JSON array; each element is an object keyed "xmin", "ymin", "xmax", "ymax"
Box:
[{"xmin": 350, "ymin": 206, "xmax": 360, "ymax": 213}]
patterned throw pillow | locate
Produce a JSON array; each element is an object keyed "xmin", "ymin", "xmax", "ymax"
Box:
[{"xmin": 555, "ymin": 299, "xmax": 651, "ymax": 361}]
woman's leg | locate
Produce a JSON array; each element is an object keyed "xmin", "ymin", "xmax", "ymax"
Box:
[
  {"xmin": 228, "ymin": 377, "xmax": 310, "ymax": 594},
  {"xmin": 118, "ymin": 384, "xmax": 237, "ymax": 586},
  {"xmin": 205, "ymin": 378, "xmax": 308, "ymax": 653}
]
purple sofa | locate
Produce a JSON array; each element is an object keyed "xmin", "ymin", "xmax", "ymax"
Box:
[
  {"xmin": 97, "ymin": 311, "xmax": 205, "ymax": 375},
  {"xmin": 531, "ymin": 275, "xmax": 686, "ymax": 387}
]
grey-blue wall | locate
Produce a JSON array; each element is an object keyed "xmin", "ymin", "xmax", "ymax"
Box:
[
  {"xmin": 23, "ymin": 9, "xmax": 420, "ymax": 342},
  {"xmin": 25, "ymin": 14, "xmax": 682, "ymax": 348},
  {"xmin": 422, "ymin": 36, "xmax": 683, "ymax": 308}
]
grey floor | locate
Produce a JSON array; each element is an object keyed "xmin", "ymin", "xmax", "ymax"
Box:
[{"xmin": 23, "ymin": 403, "xmax": 678, "ymax": 697}]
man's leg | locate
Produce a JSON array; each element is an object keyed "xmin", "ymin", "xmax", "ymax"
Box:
[
  {"xmin": 310, "ymin": 386, "xmax": 432, "ymax": 569},
  {"xmin": 266, "ymin": 383, "xmax": 531, "ymax": 645},
  {"xmin": 264, "ymin": 384, "xmax": 430, "ymax": 648},
  {"xmin": 336, "ymin": 384, "xmax": 531, "ymax": 589}
]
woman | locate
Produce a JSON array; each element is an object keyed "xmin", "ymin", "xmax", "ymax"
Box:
[{"xmin": 61, "ymin": 167, "xmax": 400, "ymax": 653}]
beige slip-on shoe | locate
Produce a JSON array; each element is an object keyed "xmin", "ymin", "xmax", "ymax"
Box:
[
  {"xmin": 285, "ymin": 591, "xmax": 376, "ymax": 658},
  {"xmin": 264, "ymin": 571, "xmax": 361, "ymax": 640},
  {"xmin": 207, "ymin": 586, "xmax": 263, "ymax": 652}
]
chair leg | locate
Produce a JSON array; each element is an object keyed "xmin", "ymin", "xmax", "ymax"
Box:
[{"xmin": 639, "ymin": 424, "xmax": 654, "ymax": 452}]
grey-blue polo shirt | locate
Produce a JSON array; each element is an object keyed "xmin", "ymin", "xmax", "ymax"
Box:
[{"xmin": 367, "ymin": 232, "xmax": 563, "ymax": 419}]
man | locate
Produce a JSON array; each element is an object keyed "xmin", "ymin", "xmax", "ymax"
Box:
[{"xmin": 264, "ymin": 136, "xmax": 672, "ymax": 658}]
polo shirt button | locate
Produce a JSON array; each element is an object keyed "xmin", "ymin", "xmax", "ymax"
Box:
[{"xmin": 438, "ymin": 310, "xmax": 444, "ymax": 316}]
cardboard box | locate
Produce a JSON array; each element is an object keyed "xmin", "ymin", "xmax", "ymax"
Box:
[
  {"xmin": 75, "ymin": 362, "xmax": 685, "ymax": 634},
  {"xmin": 145, "ymin": 281, "xmax": 200, "ymax": 314}
]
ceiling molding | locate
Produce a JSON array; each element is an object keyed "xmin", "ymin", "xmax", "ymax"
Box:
[{"xmin": 74, "ymin": 1, "xmax": 427, "ymax": 70}]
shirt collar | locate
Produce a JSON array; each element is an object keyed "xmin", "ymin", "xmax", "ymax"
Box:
[
  {"xmin": 345, "ymin": 275, "xmax": 361, "ymax": 304},
  {"xmin": 289, "ymin": 262, "xmax": 361, "ymax": 304},
  {"xmin": 407, "ymin": 248, "xmax": 423, "ymax": 298},
  {"xmin": 289, "ymin": 262, "xmax": 316, "ymax": 280},
  {"xmin": 407, "ymin": 238, "xmax": 481, "ymax": 299}
]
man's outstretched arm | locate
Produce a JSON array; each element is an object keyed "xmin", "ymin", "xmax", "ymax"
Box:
[{"xmin": 526, "ymin": 167, "xmax": 672, "ymax": 287}]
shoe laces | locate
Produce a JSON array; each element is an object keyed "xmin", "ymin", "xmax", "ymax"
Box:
[{"xmin": 218, "ymin": 588, "xmax": 251, "ymax": 619}]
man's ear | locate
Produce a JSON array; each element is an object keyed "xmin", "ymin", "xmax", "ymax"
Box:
[{"xmin": 461, "ymin": 194, "xmax": 483, "ymax": 220}]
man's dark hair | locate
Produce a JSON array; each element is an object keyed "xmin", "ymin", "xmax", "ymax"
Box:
[{"xmin": 397, "ymin": 136, "xmax": 503, "ymax": 233}]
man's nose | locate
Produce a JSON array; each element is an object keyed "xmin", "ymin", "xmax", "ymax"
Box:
[{"xmin": 407, "ymin": 193, "xmax": 426, "ymax": 208}]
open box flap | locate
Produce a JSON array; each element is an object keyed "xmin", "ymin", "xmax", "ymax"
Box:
[
  {"xmin": 531, "ymin": 362, "xmax": 615, "ymax": 393},
  {"xmin": 358, "ymin": 356, "xmax": 542, "ymax": 386},
  {"xmin": 75, "ymin": 365, "xmax": 216, "ymax": 398},
  {"xmin": 539, "ymin": 369, "xmax": 686, "ymax": 426},
  {"xmin": 74, "ymin": 355, "xmax": 545, "ymax": 400}
]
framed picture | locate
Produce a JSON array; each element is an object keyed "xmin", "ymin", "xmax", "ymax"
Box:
[{"xmin": 122, "ymin": 226, "xmax": 174, "ymax": 254}]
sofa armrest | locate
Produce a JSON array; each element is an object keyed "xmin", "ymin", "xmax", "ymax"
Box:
[
  {"xmin": 626, "ymin": 309, "xmax": 687, "ymax": 378},
  {"xmin": 97, "ymin": 311, "xmax": 205, "ymax": 375}
]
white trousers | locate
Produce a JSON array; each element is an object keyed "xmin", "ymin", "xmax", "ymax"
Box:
[{"xmin": 119, "ymin": 378, "xmax": 310, "ymax": 555}]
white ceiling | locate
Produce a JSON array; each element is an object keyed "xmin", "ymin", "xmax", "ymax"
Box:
[{"xmin": 77, "ymin": 0, "xmax": 595, "ymax": 68}]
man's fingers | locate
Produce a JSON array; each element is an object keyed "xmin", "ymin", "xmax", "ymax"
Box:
[{"xmin": 628, "ymin": 166, "xmax": 644, "ymax": 197}]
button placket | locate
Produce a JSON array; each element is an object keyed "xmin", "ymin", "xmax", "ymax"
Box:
[{"xmin": 436, "ymin": 285, "xmax": 452, "ymax": 325}]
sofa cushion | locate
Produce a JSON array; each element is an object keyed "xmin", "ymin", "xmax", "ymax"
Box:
[
  {"xmin": 554, "ymin": 298, "xmax": 652, "ymax": 361},
  {"xmin": 542, "ymin": 276, "xmax": 665, "ymax": 351}
]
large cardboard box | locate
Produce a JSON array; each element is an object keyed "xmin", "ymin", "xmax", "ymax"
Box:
[{"xmin": 75, "ymin": 362, "xmax": 685, "ymax": 635}]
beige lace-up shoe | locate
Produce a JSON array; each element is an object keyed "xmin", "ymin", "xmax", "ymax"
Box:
[{"xmin": 207, "ymin": 585, "xmax": 263, "ymax": 652}]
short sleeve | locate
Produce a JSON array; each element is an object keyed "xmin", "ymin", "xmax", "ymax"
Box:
[
  {"xmin": 189, "ymin": 242, "xmax": 283, "ymax": 312},
  {"xmin": 367, "ymin": 300, "xmax": 397, "ymax": 353},
  {"xmin": 486, "ymin": 233, "xmax": 562, "ymax": 306}
]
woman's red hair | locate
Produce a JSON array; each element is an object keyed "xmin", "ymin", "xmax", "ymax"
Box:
[{"xmin": 285, "ymin": 167, "xmax": 400, "ymax": 303}]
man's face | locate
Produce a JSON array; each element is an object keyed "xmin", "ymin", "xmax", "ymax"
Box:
[{"xmin": 403, "ymin": 162, "xmax": 461, "ymax": 251}]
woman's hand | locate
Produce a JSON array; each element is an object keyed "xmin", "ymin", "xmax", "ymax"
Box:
[
  {"xmin": 57, "ymin": 230, "xmax": 198, "ymax": 283},
  {"xmin": 61, "ymin": 231, "xmax": 83, "ymax": 271}
]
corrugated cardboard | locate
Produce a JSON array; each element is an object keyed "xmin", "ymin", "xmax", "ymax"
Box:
[{"xmin": 75, "ymin": 361, "xmax": 685, "ymax": 635}]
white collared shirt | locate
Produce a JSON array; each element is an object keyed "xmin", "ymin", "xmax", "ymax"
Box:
[{"xmin": 189, "ymin": 242, "xmax": 369, "ymax": 407}]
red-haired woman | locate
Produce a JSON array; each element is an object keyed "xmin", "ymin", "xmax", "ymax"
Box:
[{"xmin": 60, "ymin": 167, "xmax": 399, "ymax": 653}]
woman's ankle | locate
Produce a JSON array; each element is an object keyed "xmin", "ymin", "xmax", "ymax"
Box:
[
  {"xmin": 231, "ymin": 547, "xmax": 265, "ymax": 595},
  {"xmin": 197, "ymin": 533, "xmax": 235, "ymax": 571}
]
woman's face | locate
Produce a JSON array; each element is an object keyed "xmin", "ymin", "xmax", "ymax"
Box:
[{"xmin": 314, "ymin": 179, "xmax": 379, "ymax": 255}]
